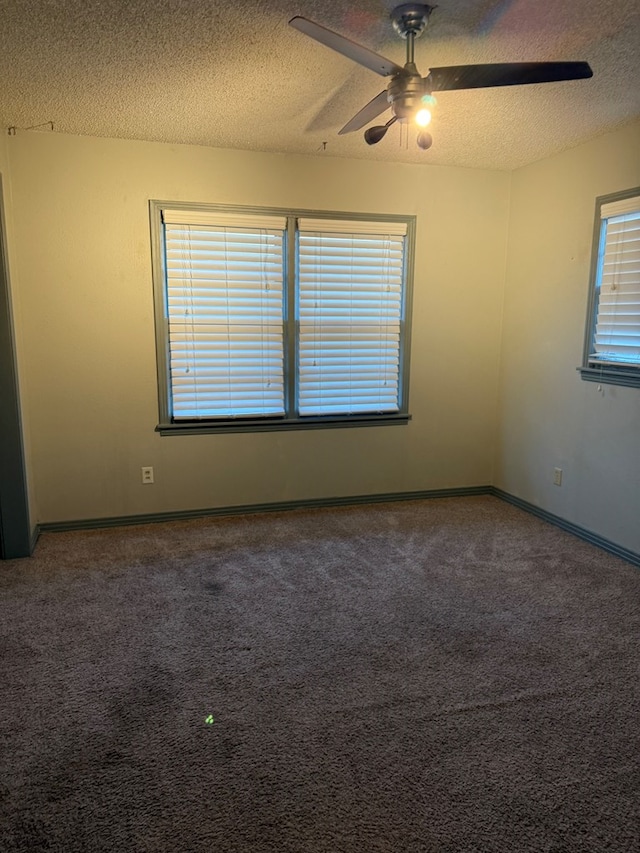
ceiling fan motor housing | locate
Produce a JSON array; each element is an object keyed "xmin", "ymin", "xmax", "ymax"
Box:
[{"xmin": 387, "ymin": 63, "xmax": 431, "ymax": 121}]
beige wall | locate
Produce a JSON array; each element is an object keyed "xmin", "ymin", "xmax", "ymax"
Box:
[
  {"xmin": 496, "ymin": 120, "xmax": 640, "ymax": 553},
  {"xmin": 7, "ymin": 132, "xmax": 510, "ymax": 523}
]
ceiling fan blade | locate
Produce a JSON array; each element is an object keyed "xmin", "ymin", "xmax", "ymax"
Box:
[
  {"xmin": 289, "ymin": 16, "xmax": 403, "ymax": 77},
  {"xmin": 428, "ymin": 61, "xmax": 593, "ymax": 91},
  {"xmin": 339, "ymin": 90, "xmax": 391, "ymax": 135}
]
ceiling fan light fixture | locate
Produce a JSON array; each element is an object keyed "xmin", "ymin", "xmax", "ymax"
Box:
[
  {"xmin": 364, "ymin": 115, "xmax": 398, "ymax": 145},
  {"xmin": 415, "ymin": 107, "xmax": 432, "ymax": 127},
  {"xmin": 417, "ymin": 130, "xmax": 433, "ymax": 150},
  {"xmin": 364, "ymin": 124, "xmax": 389, "ymax": 145}
]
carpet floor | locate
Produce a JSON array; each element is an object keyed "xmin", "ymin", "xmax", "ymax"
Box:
[{"xmin": 1, "ymin": 495, "xmax": 639, "ymax": 852}]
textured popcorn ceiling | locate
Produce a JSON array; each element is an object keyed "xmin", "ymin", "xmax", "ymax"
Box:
[{"xmin": 0, "ymin": 0, "xmax": 638, "ymax": 170}]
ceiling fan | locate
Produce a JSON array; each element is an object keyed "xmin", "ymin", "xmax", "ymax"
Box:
[{"xmin": 289, "ymin": 3, "xmax": 593, "ymax": 149}]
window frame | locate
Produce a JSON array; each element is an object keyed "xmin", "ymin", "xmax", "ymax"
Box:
[
  {"xmin": 149, "ymin": 201, "xmax": 416, "ymax": 434},
  {"xmin": 579, "ymin": 186, "xmax": 640, "ymax": 389}
]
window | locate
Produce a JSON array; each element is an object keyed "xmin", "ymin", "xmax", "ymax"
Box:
[
  {"xmin": 150, "ymin": 203, "xmax": 415, "ymax": 432},
  {"xmin": 580, "ymin": 187, "xmax": 640, "ymax": 388}
]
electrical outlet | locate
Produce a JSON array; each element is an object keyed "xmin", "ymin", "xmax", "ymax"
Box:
[
  {"xmin": 141, "ymin": 466, "xmax": 154, "ymax": 484},
  {"xmin": 553, "ymin": 467, "xmax": 563, "ymax": 486}
]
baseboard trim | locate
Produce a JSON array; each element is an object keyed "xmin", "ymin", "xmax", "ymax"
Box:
[
  {"xmin": 490, "ymin": 487, "xmax": 640, "ymax": 568},
  {"xmin": 36, "ymin": 486, "xmax": 640, "ymax": 569},
  {"xmin": 38, "ymin": 486, "xmax": 492, "ymax": 533}
]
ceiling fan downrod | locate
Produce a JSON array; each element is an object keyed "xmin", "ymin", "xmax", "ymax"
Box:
[{"xmin": 391, "ymin": 3, "xmax": 437, "ymax": 64}]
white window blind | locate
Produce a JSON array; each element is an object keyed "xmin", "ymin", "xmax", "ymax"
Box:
[
  {"xmin": 163, "ymin": 213, "xmax": 286, "ymax": 419},
  {"xmin": 590, "ymin": 195, "xmax": 640, "ymax": 367},
  {"xmin": 297, "ymin": 219, "xmax": 406, "ymax": 416}
]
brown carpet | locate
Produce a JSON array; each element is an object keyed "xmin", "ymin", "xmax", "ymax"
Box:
[{"xmin": 1, "ymin": 495, "xmax": 639, "ymax": 852}]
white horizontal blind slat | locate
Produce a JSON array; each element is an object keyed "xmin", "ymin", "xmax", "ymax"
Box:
[
  {"xmin": 590, "ymin": 204, "xmax": 640, "ymax": 367},
  {"xmin": 165, "ymin": 222, "xmax": 285, "ymax": 419},
  {"xmin": 298, "ymin": 229, "xmax": 405, "ymax": 416}
]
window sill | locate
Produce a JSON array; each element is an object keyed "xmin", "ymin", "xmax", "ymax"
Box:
[
  {"xmin": 157, "ymin": 413, "xmax": 411, "ymax": 435},
  {"xmin": 578, "ymin": 366, "xmax": 640, "ymax": 389}
]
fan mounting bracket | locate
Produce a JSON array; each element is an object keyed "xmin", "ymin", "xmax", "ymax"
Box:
[{"xmin": 390, "ymin": 3, "xmax": 437, "ymax": 40}]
